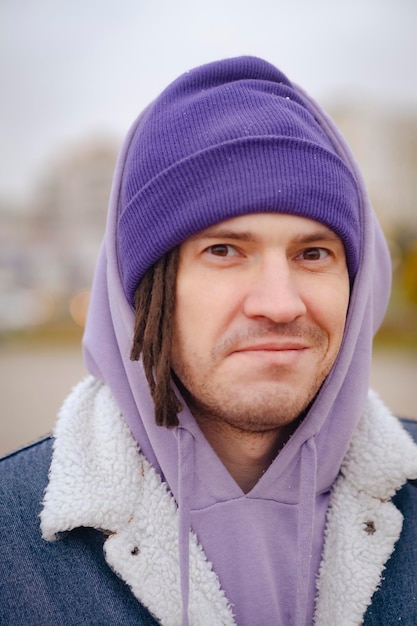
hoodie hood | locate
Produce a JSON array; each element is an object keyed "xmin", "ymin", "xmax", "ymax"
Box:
[{"xmin": 83, "ymin": 57, "xmax": 391, "ymax": 625}]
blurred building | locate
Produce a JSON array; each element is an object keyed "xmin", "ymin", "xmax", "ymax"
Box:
[
  {"xmin": 0, "ymin": 201, "xmax": 44, "ymax": 331},
  {"xmin": 329, "ymin": 104, "xmax": 417, "ymax": 231},
  {"xmin": 0, "ymin": 137, "xmax": 119, "ymax": 331},
  {"xmin": 34, "ymin": 137, "xmax": 119, "ymax": 291}
]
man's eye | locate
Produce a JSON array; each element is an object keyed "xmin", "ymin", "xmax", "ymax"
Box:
[
  {"xmin": 299, "ymin": 247, "xmax": 329, "ymax": 261},
  {"xmin": 206, "ymin": 244, "xmax": 239, "ymax": 257}
]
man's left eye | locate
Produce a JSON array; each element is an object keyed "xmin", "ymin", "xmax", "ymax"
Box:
[
  {"xmin": 206, "ymin": 244, "xmax": 239, "ymax": 257},
  {"xmin": 298, "ymin": 247, "xmax": 329, "ymax": 261}
]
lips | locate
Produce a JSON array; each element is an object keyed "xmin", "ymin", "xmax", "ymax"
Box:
[
  {"xmin": 226, "ymin": 341, "xmax": 310, "ymax": 370},
  {"xmin": 232, "ymin": 341, "xmax": 308, "ymax": 353}
]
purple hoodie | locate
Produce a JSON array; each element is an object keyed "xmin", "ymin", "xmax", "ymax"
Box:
[{"xmin": 83, "ymin": 57, "xmax": 391, "ymax": 625}]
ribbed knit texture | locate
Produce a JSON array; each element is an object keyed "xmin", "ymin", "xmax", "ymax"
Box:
[{"xmin": 118, "ymin": 56, "xmax": 361, "ymax": 305}]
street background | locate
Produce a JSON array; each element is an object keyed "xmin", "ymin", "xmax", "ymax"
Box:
[{"xmin": 1, "ymin": 1, "xmax": 416, "ymax": 456}]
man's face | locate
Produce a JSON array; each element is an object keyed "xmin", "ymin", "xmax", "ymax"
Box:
[{"xmin": 171, "ymin": 213, "xmax": 350, "ymax": 434}]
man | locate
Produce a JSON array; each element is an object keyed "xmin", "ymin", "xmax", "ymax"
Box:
[{"xmin": 2, "ymin": 56, "xmax": 417, "ymax": 626}]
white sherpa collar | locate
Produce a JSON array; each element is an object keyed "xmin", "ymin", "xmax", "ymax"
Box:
[
  {"xmin": 315, "ymin": 389, "xmax": 417, "ymax": 625},
  {"xmin": 41, "ymin": 377, "xmax": 235, "ymax": 626},
  {"xmin": 41, "ymin": 378, "xmax": 417, "ymax": 626}
]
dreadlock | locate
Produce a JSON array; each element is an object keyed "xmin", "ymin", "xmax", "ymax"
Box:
[{"xmin": 130, "ymin": 247, "xmax": 182, "ymax": 427}]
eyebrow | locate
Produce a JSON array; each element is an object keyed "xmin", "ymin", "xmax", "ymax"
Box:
[
  {"xmin": 291, "ymin": 230, "xmax": 342, "ymax": 244},
  {"xmin": 191, "ymin": 228, "xmax": 258, "ymax": 243},
  {"xmin": 191, "ymin": 224, "xmax": 342, "ymax": 244}
]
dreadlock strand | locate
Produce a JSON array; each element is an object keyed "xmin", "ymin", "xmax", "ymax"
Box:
[
  {"xmin": 130, "ymin": 248, "xmax": 181, "ymax": 427},
  {"xmin": 153, "ymin": 248, "xmax": 181, "ymax": 426},
  {"xmin": 130, "ymin": 266, "xmax": 154, "ymax": 361},
  {"xmin": 145, "ymin": 258, "xmax": 166, "ymax": 359}
]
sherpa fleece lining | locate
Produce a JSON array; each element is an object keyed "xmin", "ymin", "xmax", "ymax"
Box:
[{"xmin": 41, "ymin": 377, "xmax": 417, "ymax": 626}]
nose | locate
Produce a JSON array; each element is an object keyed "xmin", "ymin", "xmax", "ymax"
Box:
[{"xmin": 242, "ymin": 256, "xmax": 307, "ymax": 324}]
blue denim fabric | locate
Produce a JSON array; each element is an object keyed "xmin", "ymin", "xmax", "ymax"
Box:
[
  {"xmin": 363, "ymin": 418, "xmax": 417, "ymax": 626},
  {"xmin": 1, "ymin": 421, "xmax": 417, "ymax": 625},
  {"xmin": 0, "ymin": 438, "xmax": 159, "ymax": 625}
]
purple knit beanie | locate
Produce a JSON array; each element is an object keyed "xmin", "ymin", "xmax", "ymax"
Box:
[{"xmin": 118, "ymin": 56, "xmax": 360, "ymax": 305}]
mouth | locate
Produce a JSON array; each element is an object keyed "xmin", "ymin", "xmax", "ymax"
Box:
[
  {"xmin": 232, "ymin": 341, "xmax": 309, "ymax": 354},
  {"xmin": 228, "ymin": 341, "xmax": 310, "ymax": 368}
]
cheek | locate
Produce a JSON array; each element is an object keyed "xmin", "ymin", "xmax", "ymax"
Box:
[
  {"xmin": 328, "ymin": 292, "xmax": 350, "ymax": 348},
  {"xmin": 172, "ymin": 278, "xmax": 216, "ymax": 357},
  {"xmin": 176, "ymin": 273, "xmax": 241, "ymax": 330},
  {"xmin": 172, "ymin": 281, "xmax": 246, "ymax": 374},
  {"xmin": 305, "ymin": 279, "xmax": 350, "ymax": 343}
]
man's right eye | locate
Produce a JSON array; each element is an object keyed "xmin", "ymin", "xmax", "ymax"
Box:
[{"xmin": 206, "ymin": 244, "xmax": 239, "ymax": 257}]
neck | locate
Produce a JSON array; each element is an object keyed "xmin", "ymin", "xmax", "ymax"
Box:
[{"xmin": 196, "ymin": 417, "xmax": 295, "ymax": 493}]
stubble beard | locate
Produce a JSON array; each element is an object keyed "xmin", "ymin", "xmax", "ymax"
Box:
[
  {"xmin": 175, "ymin": 363, "xmax": 327, "ymax": 434},
  {"xmin": 172, "ymin": 322, "xmax": 333, "ymax": 434}
]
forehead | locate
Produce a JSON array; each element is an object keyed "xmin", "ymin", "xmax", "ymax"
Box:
[{"xmin": 184, "ymin": 212, "xmax": 342, "ymax": 245}]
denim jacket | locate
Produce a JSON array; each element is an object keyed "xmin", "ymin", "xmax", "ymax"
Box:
[{"xmin": 1, "ymin": 379, "xmax": 417, "ymax": 625}]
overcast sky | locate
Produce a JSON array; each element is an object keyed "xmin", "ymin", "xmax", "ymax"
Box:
[{"xmin": 1, "ymin": 0, "xmax": 416, "ymax": 203}]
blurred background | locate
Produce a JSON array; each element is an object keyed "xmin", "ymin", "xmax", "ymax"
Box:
[{"xmin": 1, "ymin": 0, "xmax": 416, "ymax": 456}]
